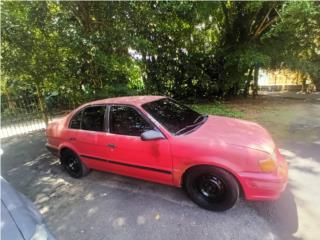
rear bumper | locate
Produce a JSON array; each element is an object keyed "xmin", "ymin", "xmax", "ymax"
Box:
[
  {"xmin": 46, "ymin": 143, "xmax": 59, "ymax": 157},
  {"xmin": 239, "ymin": 152, "xmax": 288, "ymax": 200}
]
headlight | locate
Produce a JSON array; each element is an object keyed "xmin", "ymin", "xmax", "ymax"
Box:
[{"xmin": 259, "ymin": 157, "xmax": 277, "ymax": 173}]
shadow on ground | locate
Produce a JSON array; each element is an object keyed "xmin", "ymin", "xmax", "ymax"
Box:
[
  {"xmin": 1, "ymin": 130, "xmax": 303, "ymax": 240},
  {"xmin": 249, "ymin": 186, "xmax": 300, "ymax": 240}
]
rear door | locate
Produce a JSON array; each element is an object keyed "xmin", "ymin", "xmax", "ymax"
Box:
[
  {"xmin": 67, "ymin": 105, "xmax": 114, "ymax": 172},
  {"xmin": 105, "ymin": 105, "xmax": 173, "ymax": 185}
]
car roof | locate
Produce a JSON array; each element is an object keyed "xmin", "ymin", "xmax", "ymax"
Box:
[{"xmin": 85, "ymin": 95, "xmax": 166, "ymax": 106}]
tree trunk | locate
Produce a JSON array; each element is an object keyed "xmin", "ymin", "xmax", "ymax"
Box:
[
  {"xmin": 314, "ymin": 80, "xmax": 320, "ymax": 92},
  {"xmin": 301, "ymin": 74, "xmax": 307, "ymax": 93},
  {"xmin": 252, "ymin": 65, "xmax": 259, "ymax": 98},
  {"xmin": 36, "ymin": 84, "xmax": 49, "ymax": 126},
  {"xmin": 5, "ymin": 91, "xmax": 16, "ymax": 109},
  {"xmin": 243, "ymin": 66, "xmax": 254, "ymax": 97}
]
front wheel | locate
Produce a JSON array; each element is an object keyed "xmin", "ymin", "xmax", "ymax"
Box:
[{"xmin": 184, "ymin": 166, "xmax": 239, "ymax": 211}]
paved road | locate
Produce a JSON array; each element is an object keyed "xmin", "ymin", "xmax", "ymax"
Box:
[{"xmin": 1, "ymin": 99, "xmax": 319, "ymax": 240}]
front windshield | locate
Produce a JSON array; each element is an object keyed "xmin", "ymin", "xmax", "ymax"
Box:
[{"xmin": 142, "ymin": 98, "xmax": 205, "ymax": 135}]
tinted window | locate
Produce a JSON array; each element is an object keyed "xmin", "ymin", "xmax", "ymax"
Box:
[
  {"xmin": 142, "ymin": 98, "xmax": 202, "ymax": 134},
  {"xmin": 81, "ymin": 106, "xmax": 106, "ymax": 132},
  {"xmin": 69, "ymin": 110, "xmax": 82, "ymax": 129},
  {"xmin": 109, "ymin": 106, "xmax": 153, "ymax": 136}
]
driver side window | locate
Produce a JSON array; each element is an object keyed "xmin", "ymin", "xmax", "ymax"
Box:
[{"xmin": 109, "ymin": 106, "xmax": 153, "ymax": 136}]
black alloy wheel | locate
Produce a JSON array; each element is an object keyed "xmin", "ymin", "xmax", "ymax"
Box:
[
  {"xmin": 196, "ymin": 175, "xmax": 226, "ymax": 201},
  {"xmin": 184, "ymin": 166, "xmax": 239, "ymax": 211},
  {"xmin": 61, "ymin": 149, "xmax": 89, "ymax": 178}
]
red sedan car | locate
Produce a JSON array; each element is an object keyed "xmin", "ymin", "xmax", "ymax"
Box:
[{"xmin": 46, "ymin": 96, "xmax": 288, "ymax": 211}]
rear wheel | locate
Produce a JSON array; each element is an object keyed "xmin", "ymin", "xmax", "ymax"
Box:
[
  {"xmin": 60, "ymin": 149, "xmax": 90, "ymax": 178},
  {"xmin": 184, "ymin": 166, "xmax": 239, "ymax": 211}
]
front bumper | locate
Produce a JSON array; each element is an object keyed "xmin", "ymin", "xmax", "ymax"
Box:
[{"xmin": 239, "ymin": 150, "xmax": 288, "ymax": 200}]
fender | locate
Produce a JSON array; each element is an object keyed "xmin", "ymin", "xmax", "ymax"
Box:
[
  {"xmin": 173, "ymin": 157, "xmax": 244, "ymax": 189},
  {"xmin": 58, "ymin": 142, "xmax": 79, "ymax": 157}
]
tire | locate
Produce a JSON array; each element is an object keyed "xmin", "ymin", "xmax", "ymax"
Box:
[
  {"xmin": 60, "ymin": 149, "xmax": 90, "ymax": 178},
  {"xmin": 184, "ymin": 166, "xmax": 239, "ymax": 211}
]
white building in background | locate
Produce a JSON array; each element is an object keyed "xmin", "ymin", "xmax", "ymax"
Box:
[
  {"xmin": 258, "ymin": 69, "xmax": 313, "ymax": 91},
  {"xmin": 258, "ymin": 70, "xmax": 269, "ymax": 86}
]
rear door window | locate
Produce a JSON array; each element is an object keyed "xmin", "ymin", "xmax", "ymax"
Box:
[
  {"xmin": 69, "ymin": 106, "xmax": 106, "ymax": 132},
  {"xmin": 81, "ymin": 106, "xmax": 106, "ymax": 132},
  {"xmin": 69, "ymin": 110, "xmax": 82, "ymax": 129}
]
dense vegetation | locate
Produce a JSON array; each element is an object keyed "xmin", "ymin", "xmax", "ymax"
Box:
[{"xmin": 1, "ymin": 1, "xmax": 319, "ymax": 109}]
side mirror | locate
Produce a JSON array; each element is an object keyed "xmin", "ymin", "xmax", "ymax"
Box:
[{"xmin": 141, "ymin": 130, "xmax": 165, "ymax": 141}]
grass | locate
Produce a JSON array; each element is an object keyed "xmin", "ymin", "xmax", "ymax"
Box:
[{"xmin": 189, "ymin": 103, "xmax": 243, "ymax": 118}]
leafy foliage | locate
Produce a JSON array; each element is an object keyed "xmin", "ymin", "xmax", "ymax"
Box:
[
  {"xmin": 190, "ymin": 103, "xmax": 243, "ymax": 118},
  {"xmin": 1, "ymin": 1, "xmax": 319, "ymax": 108},
  {"xmin": 262, "ymin": 1, "xmax": 320, "ymax": 89}
]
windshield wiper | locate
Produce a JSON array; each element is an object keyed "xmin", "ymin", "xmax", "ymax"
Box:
[
  {"xmin": 193, "ymin": 115, "xmax": 205, "ymax": 124},
  {"xmin": 176, "ymin": 115, "xmax": 207, "ymax": 135}
]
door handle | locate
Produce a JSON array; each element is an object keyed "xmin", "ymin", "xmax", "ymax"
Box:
[
  {"xmin": 107, "ymin": 143, "xmax": 116, "ymax": 149},
  {"xmin": 69, "ymin": 137, "xmax": 76, "ymax": 141}
]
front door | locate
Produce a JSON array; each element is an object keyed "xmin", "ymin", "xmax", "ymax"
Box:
[{"xmin": 106, "ymin": 105, "xmax": 173, "ymax": 185}]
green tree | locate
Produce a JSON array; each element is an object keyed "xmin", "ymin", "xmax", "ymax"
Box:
[
  {"xmin": 2, "ymin": 2, "xmax": 68, "ymax": 124},
  {"xmin": 263, "ymin": 1, "xmax": 320, "ymax": 90},
  {"xmin": 1, "ymin": 1, "xmax": 319, "ymax": 108}
]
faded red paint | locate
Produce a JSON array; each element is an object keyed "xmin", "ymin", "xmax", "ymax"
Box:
[{"xmin": 46, "ymin": 96, "xmax": 288, "ymax": 201}]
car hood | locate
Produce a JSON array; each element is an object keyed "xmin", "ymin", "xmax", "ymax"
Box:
[
  {"xmin": 1, "ymin": 177, "xmax": 54, "ymax": 240},
  {"xmin": 185, "ymin": 116, "xmax": 275, "ymax": 154}
]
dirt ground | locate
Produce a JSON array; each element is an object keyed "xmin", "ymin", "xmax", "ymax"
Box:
[{"xmin": 1, "ymin": 93, "xmax": 320, "ymax": 240}]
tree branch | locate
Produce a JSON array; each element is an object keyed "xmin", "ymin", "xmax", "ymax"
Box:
[
  {"xmin": 254, "ymin": 7, "xmax": 273, "ymax": 36},
  {"xmin": 252, "ymin": 16, "xmax": 278, "ymax": 40},
  {"xmin": 221, "ymin": 2, "xmax": 230, "ymax": 32},
  {"xmin": 250, "ymin": 5, "xmax": 280, "ymax": 41}
]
